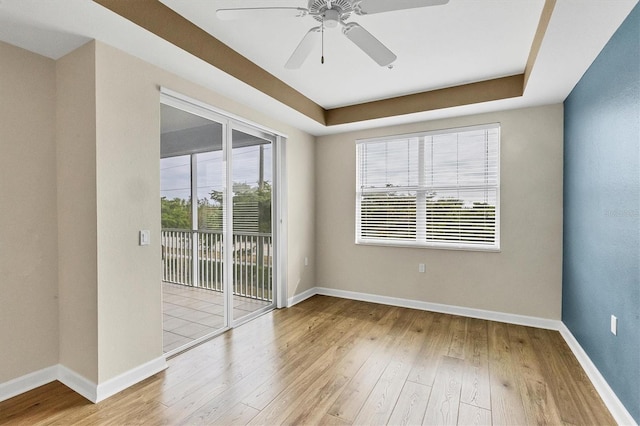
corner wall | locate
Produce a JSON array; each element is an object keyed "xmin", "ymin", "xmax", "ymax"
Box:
[
  {"xmin": 56, "ymin": 41, "xmax": 99, "ymax": 383},
  {"xmin": 0, "ymin": 41, "xmax": 59, "ymax": 383},
  {"xmin": 286, "ymin": 132, "xmax": 316, "ymax": 299},
  {"xmin": 316, "ymin": 104, "xmax": 564, "ymax": 319},
  {"xmin": 563, "ymin": 3, "xmax": 640, "ymax": 423}
]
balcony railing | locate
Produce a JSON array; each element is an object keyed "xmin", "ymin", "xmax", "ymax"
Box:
[{"xmin": 161, "ymin": 229, "xmax": 273, "ymax": 302}]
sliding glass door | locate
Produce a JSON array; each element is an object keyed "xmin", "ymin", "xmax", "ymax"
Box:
[
  {"xmin": 160, "ymin": 97, "xmax": 278, "ymax": 355},
  {"xmin": 231, "ymin": 127, "xmax": 274, "ymax": 322}
]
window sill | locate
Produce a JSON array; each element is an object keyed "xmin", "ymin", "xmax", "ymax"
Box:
[{"xmin": 355, "ymin": 239, "xmax": 501, "ymax": 253}]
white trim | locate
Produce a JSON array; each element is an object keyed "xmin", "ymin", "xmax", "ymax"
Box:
[
  {"xmin": 559, "ymin": 325, "xmax": 637, "ymax": 426},
  {"xmin": 224, "ymin": 115, "xmax": 234, "ymax": 330},
  {"xmin": 315, "ymin": 287, "xmax": 562, "ymax": 330},
  {"xmin": 160, "ymin": 87, "xmax": 288, "ymax": 139},
  {"xmin": 0, "ymin": 365, "xmax": 58, "ymax": 403},
  {"xmin": 94, "ymin": 356, "xmax": 167, "ymax": 403},
  {"xmin": 276, "ymin": 136, "xmax": 288, "ymax": 309},
  {"xmin": 287, "ymin": 287, "xmax": 317, "ymax": 307},
  {"xmin": 57, "ymin": 365, "xmax": 97, "ymax": 402},
  {"xmin": 164, "ymin": 326, "xmax": 231, "ymax": 359},
  {"xmin": 1, "ymin": 358, "xmax": 167, "ymax": 405},
  {"xmin": 59, "ymin": 357, "xmax": 167, "ymax": 403},
  {"xmin": 355, "ymin": 239, "xmax": 502, "ymax": 253}
]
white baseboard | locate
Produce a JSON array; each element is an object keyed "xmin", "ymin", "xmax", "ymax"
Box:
[
  {"xmin": 287, "ymin": 287, "xmax": 317, "ymax": 307},
  {"xmin": 315, "ymin": 287, "xmax": 562, "ymax": 330},
  {"xmin": 0, "ymin": 365, "xmax": 58, "ymax": 403},
  {"xmin": 95, "ymin": 356, "xmax": 167, "ymax": 403},
  {"xmin": 559, "ymin": 325, "xmax": 637, "ymax": 426},
  {"xmin": 57, "ymin": 365, "xmax": 97, "ymax": 402},
  {"xmin": 0, "ymin": 357, "xmax": 168, "ymax": 405}
]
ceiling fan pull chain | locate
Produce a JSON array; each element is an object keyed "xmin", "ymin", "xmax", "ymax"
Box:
[{"xmin": 321, "ymin": 19, "xmax": 325, "ymax": 64}]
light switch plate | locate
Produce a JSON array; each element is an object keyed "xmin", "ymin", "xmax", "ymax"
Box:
[{"xmin": 139, "ymin": 230, "xmax": 150, "ymax": 246}]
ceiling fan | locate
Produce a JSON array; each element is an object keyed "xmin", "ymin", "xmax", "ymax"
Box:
[{"xmin": 216, "ymin": 0, "xmax": 449, "ymax": 69}]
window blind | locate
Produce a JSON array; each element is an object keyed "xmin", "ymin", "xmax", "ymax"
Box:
[{"xmin": 356, "ymin": 124, "xmax": 500, "ymax": 250}]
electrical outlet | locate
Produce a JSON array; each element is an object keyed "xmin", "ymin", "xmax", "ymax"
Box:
[
  {"xmin": 418, "ymin": 263, "xmax": 426, "ymax": 273},
  {"xmin": 610, "ymin": 315, "xmax": 617, "ymax": 335},
  {"xmin": 304, "ymin": 257, "xmax": 309, "ymax": 266}
]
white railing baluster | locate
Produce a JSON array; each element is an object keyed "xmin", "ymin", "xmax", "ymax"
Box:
[
  {"xmin": 215, "ymin": 233, "xmax": 219, "ymax": 291},
  {"xmin": 181, "ymin": 232, "xmax": 185, "ymax": 285},
  {"xmin": 251, "ymin": 234, "xmax": 255, "ymax": 298},
  {"xmin": 166, "ymin": 232, "xmax": 170, "ymax": 283},
  {"xmin": 241, "ymin": 234, "xmax": 245, "ymax": 296},
  {"xmin": 260, "ymin": 235, "xmax": 264, "ymax": 300},
  {"xmin": 242, "ymin": 234, "xmax": 247, "ymax": 297},
  {"xmin": 170, "ymin": 232, "xmax": 174, "ymax": 283},
  {"xmin": 161, "ymin": 229, "xmax": 273, "ymax": 302},
  {"xmin": 178, "ymin": 231, "xmax": 182, "ymax": 284},
  {"xmin": 267, "ymin": 239, "xmax": 271, "ymax": 300},
  {"xmin": 207, "ymin": 233, "xmax": 211, "ymax": 290}
]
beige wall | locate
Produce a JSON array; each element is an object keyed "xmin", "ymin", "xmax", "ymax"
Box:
[
  {"xmin": 94, "ymin": 43, "xmax": 163, "ymax": 381},
  {"xmin": 286, "ymin": 134, "xmax": 316, "ymax": 299},
  {"xmin": 56, "ymin": 42, "xmax": 99, "ymax": 382},
  {"xmin": 316, "ymin": 105, "xmax": 564, "ymax": 319},
  {"xmin": 92, "ymin": 42, "xmax": 316, "ymax": 382},
  {"xmin": 1, "ymin": 37, "xmax": 316, "ymax": 388},
  {"xmin": 0, "ymin": 42, "xmax": 59, "ymax": 383}
]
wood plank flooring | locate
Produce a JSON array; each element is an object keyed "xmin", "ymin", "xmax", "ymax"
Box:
[{"xmin": 0, "ymin": 296, "xmax": 615, "ymax": 425}]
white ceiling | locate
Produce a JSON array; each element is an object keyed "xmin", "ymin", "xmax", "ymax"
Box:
[
  {"xmin": 0, "ymin": 0, "xmax": 637, "ymax": 136},
  {"xmin": 159, "ymin": 0, "xmax": 544, "ymax": 109}
]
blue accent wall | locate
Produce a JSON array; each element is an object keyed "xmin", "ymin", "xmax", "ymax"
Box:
[{"xmin": 563, "ymin": 3, "xmax": 640, "ymax": 423}]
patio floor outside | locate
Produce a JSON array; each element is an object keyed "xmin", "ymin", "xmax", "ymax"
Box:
[{"xmin": 162, "ymin": 282, "xmax": 271, "ymax": 353}]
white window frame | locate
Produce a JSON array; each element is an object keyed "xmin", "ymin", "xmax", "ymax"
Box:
[{"xmin": 355, "ymin": 123, "xmax": 501, "ymax": 252}]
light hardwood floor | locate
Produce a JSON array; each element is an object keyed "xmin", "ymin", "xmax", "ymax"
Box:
[{"xmin": 0, "ymin": 296, "xmax": 615, "ymax": 425}]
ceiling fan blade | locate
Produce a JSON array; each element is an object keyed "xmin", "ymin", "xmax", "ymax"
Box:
[
  {"xmin": 216, "ymin": 7, "xmax": 308, "ymax": 21},
  {"xmin": 285, "ymin": 26, "xmax": 320, "ymax": 69},
  {"xmin": 355, "ymin": 0, "xmax": 448, "ymax": 15},
  {"xmin": 342, "ymin": 22, "xmax": 396, "ymax": 67}
]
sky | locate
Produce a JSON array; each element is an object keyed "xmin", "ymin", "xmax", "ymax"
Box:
[
  {"xmin": 161, "ymin": 144, "xmax": 273, "ymax": 202},
  {"xmin": 359, "ymin": 127, "xmax": 499, "ymax": 207}
]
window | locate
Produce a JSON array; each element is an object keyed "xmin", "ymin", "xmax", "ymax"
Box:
[{"xmin": 356, "ymin": 123, "xmax": 500, "ymax": 251}]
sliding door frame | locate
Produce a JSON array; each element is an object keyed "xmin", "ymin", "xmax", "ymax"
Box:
[{"xmin": 160, "ymin": 87, "xmax": 287, "ymax": 341}]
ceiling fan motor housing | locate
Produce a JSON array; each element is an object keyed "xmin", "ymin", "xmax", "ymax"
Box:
[
  {"xmin": 310, "ymin": 0, "xmax": 353, "ymax": 24},
  {"xmin": 322, "ymin": 9, "xmax": 341, "ymax": 27}
]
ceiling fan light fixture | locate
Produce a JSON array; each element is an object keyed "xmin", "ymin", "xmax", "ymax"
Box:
[{"xmin": 322, "ymin": 9, "xmax": 340, "ymax": 28}]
